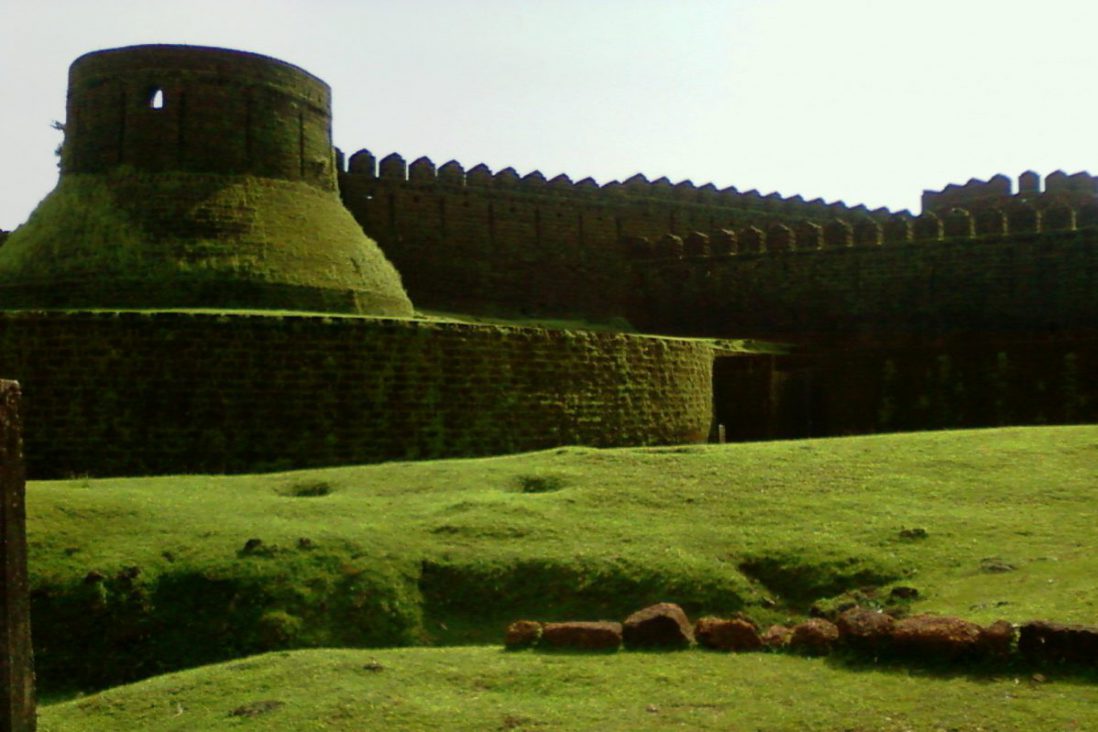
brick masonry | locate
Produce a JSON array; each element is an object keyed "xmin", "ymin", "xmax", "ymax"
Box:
[
  {"xmin": 64, "ymin": 45, "xmax": 335, "ymax": 189},
  {"xmin": 337, "ymin": 156, "xmax": 893, "ymax": 321},
  {"xmin": 0, "ymin": 312, "xmax": 714, "ymax": 478},
  {"xmin": 338, "ymin": 158, "xmax": 1098, "ymax": 344},
  {"xmin": 638, "ymin": 227, "xmax": 1098, "ymax": 341}
]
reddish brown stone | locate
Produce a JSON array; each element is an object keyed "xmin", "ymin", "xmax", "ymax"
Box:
[
  {"xmin": 622, "ymin": 603, "xmax": 694, "ymax": 649},
  {"xmin": 504, "ymin": 620, "xmax": 543, "ymax": 650},
  {"xmin": 891, "ymin": 615, "xmax": 982, "ymax": 659},
  {"xmin": 760, "ymin": 624, "xmax": 792, "ymax": 649},
  {"xmin": 541, "ymin": 621, "xmax": 623, "ymax": 651},
  {"xmin": 789, "ymin": 619, "xmax": 839, "ymax": 655},
  {"xmin": 1019, "ymin": 620, "xmax": 1098, "ymax": 664},
  {"xmin": 694, "ymin": 617, "xmax": 762, "ymax": 651},
  {"xmin": 836, "ymin": 607, "xmax": 895, "ymax": 652},
  {"xmin": 977, "ymin": 620, "xmax": 1015, "ymax": 659}
]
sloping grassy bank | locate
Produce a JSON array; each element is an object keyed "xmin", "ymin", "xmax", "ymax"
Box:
[
  {"xmin": 27, "ymin": 426, "xmax": 1098, "ymax": 692},
  {"xmin": 39, "ymin": 647, "xmax": 1098, "ymax": 732}
]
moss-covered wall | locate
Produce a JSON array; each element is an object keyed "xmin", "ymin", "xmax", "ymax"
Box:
[
  {"xmin": 0, "ymin": 312, "xmax": 713, "ymax": 478},
  {"xmin": 637, "ymin": 226, "xmax": 1098, "ymax": 341}
]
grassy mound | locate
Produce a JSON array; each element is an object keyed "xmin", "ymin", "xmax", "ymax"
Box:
[
  {"xmin": 39, "ymin": 646, "xmax": 1098, "ymax": 731},
  {"xmin": 26, "ymin": 426, "xmax": 1098, "ymax": 692},
  {"xmin": 0, "ymin": 170, "xmax": 413, "ymax": 315}
]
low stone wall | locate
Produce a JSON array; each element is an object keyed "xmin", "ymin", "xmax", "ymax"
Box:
[
  {"xmin": 0, "ymin": 311, "xmax": 714, "ymax": 478},
  {"xmin": 507, "ymin": 602, "xmax": 1098, "ymax": 670}
]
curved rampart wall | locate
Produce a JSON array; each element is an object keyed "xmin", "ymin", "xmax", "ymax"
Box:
[{"xmin": 0, "ymin": 312, "xmax": 714, "ymax": 478}]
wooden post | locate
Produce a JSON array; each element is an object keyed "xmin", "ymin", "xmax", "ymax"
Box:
[{"xmin": 1, "ymin": 380, "xmax": 36, "ymax": 732}]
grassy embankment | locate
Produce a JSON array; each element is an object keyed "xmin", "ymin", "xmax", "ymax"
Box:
[
  {"xmin": 28, "ymin": 425, "xmax": 1098, "ymax": 729},
  {"xmin": 40, "ymin": 646, "xmax": 1098, "ymax": 732}
]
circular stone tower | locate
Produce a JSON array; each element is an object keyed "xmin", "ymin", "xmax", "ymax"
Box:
[{"xmin": 0, "ymin": 45, "xmax": 413, "ymax": 315}]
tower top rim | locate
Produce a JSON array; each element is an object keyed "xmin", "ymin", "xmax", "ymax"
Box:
[{"xmin": 70, "ymin": 44, "xmax": 328, "ymax": 91}]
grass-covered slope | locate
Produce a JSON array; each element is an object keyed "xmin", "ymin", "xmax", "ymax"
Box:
[
  {"xmin": 0, "ymin": 170, "xmax": 413, "ymax": 315},
  {"xmin": 27, "ymin": 426, "xmax": 1098, "ymax": 693},
  {"xmin": 39, "ymin": 647, "xmax": 1098, "ymax": 732}
]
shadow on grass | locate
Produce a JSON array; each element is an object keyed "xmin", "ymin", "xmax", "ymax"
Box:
[{"xmin": 823, "ymin": 650, "xmax": 1098, "ymax": 684}]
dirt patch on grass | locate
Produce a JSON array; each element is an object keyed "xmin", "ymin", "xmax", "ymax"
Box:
[{"xmin": 278, "ymin": 480, "xmax": 334, "ymax": 497}]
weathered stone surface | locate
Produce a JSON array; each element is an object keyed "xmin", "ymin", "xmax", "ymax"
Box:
[
  {"xmin": 789, "ymin": 619, "xmax": 839, "ymax": 655},
  {"xmin": 1018, "ymin": 620, "xmax": 1098, "ymax": 664},
  {"xmin": 1, "ymin": 381, "xmax": 36, "ymax": 732},
  {"xmin": 891, "ymin": 614, "xmax": 982, "ymax": 659},
  {"xmin": 541, "ymin": 622, "xmax": 623, "ymax": 651},
  {"xmin": 623, "ymin": 603, "xmax": 694, "ymax": 649},
  {"xmin": 504, "ymin": 620, "xmax": 543, "ymax": 650},
  {"xmin": 977, "ymin": 620, "xmax": 1015, "ymax": 659},
  {"xmin": 0, "ymin": 312, "xmax": 716, "ymax": 479},
  {"xmin": 836, "ymin": 607, "xmax": 895, "ymax": 652},
  {"xmin": 760, "ymin": 624, "xmax": 792, "ymax": 649},
  {"xmin": 694, "ymin": 617, "xmax": 762, "ymax": 651}
]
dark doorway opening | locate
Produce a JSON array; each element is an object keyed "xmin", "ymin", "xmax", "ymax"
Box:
[{"xmin": 712, "ymin": 355, "xmax": 820, "ymax": 442}]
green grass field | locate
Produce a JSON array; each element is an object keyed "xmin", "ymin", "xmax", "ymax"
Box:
[
  {"xmin": 27, "ymin": 425, "xmax": 1098, "ymax": 730},
  {"xmin": 38, "ymin": 647, "xmax": 1098, "ymax": 732}
]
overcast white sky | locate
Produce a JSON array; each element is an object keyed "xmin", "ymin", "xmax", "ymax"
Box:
[{"xmin": 2, "ymin": 0, "xmax": 1096, "ymax": 229}]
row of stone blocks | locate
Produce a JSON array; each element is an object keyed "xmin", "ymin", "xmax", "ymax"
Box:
[
  {"xmin": 339, "ymin": 149, "xmax": 892, "ymax": 217},
  {"xmin": 505, "ymin": 602, "xmax": 1098, "ymax": 666},
  {"xmin": 629, "ymin": 202, "xmax": 1098, "ymax": 259}
]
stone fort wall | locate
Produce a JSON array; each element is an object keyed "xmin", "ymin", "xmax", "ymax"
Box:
[
  {"xmin": 0, "ymin": 311, "xmax": 715, "ymax": 478},
  {"xmin": 338, "ymin": 157, "xmax": 1098, "ymax": 342},
  {"xmin": 636, "ymin": 210, "xmax": 1098, "ymax": 341},
  {"xmin": 337, "ymin": 150, "xmax": 898, "ymax": 321}
]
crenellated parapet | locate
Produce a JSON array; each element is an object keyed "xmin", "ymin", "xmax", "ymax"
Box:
[
  {"xmin": 922, "ymin": 170, "xmax": 1098, "ymax": 215},
  {"xmin": 337, "ymin": 149, "xmax": 905, "ymax": 318},
  {"xmin": 334, "ymin": 150, "xmax": 1098, "ymax": 340},
  {"xmin": 629, "ymin": 196, "xmax": 1095, "ymax": 263},
  {"xmin": 340, "ymin": 149, "xmax": 898, "ymax": 221},
  {"xmin": 630, "ymin": 201, "xmax": 1098, "ymax": 341}
]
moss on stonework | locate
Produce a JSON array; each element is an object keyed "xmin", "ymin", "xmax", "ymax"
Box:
[{"xmin": 0, "ymin": 170, "xmax": 413, "ymax": 316}]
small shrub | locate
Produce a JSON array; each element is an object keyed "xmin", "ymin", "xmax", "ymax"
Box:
[{"xmin": 256, "ymin": 610, "xmax": 304, "ymax": 649}]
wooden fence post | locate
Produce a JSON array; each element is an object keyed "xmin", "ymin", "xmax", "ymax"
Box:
[{"xmin": 1, "ymin": 380, "xmax": 36, "ymax": 731}]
